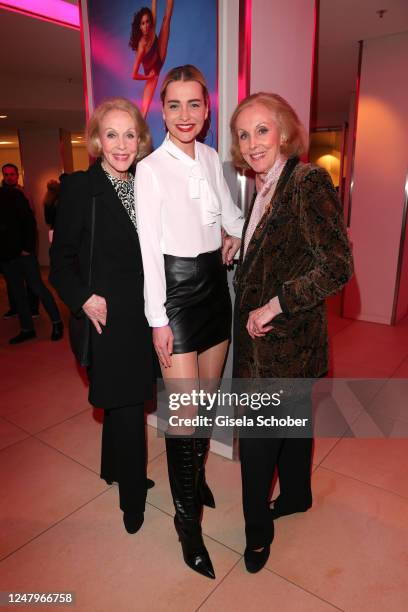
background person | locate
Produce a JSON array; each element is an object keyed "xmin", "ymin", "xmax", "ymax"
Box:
[
  {"xmin": 135, "ymin": 64, "xmax": 243, "ymax": 579},
  {"xmin": 230, "ymin": 92, "xmax": 353, "ymax": 573},
  {"xmin": 1, "ymin": 163, "xmax": 39, "ymax": 319},
  {"xmin": 0, "ymin": 164, "xmax": 63, "ymax": 344},
  {"xmin": 43, "ymin": 173, "xmax": 68, "ymax": 243},
  {"xmin": 50, "ymin": 97, "xmax": 155, "ymax": 534}
]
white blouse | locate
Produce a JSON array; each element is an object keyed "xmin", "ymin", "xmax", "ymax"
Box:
[{"xmin": 135, "ymin": 135, "xmax": 244, "ymax": 327}]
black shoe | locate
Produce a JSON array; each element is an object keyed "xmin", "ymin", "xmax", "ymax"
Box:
[
  {"xmin": 3, "ymin": 309, "xmax": 17, "ymax": 319},
  {"xmin": 9, "ymin": 330, "xmax": 36, "ymax": 345},
  {"xmin": 195, "ymin": 438, "xmax": 216, "ymax": 509},
  {"xmin": 244, "ymin": 544, "xmax": 271, "ymax": 573},
  {"xmin": 105, "ymin": 478, "xmax": 155, "ymax": 489},
  {"xmin": 123, "ymin": 511, "xmax": 144, "ymax": 534},
  {"xmin": 51, "ymin": 321, "xmax": 64, "ymax": 341},
  {"xmin": 270, "ymin": 498, "xmax": 312, "ymax": 520}
]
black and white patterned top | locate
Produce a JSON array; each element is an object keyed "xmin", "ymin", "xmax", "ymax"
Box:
[{"xmin": 103, "ymin": 167, "xmax": 137, "ymax": 230}]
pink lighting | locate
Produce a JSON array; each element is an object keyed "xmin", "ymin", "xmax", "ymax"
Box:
[
  {"xmin": 0, "ymin": 0, "xmax": 80, "ymax": 29},
  {"xmin": 238, "ymin": 0, "xmax": 252, "ymax": 102},
  {"xmin": 90, "ymin": 25, "xmax": 130, "ymax": 81}
]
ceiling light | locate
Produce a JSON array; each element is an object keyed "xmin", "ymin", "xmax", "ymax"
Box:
[
  {"xmin": 0, "ymin": 115, "xmax": 7, "ymax": 119},
  {"xmin": 1, "ymin": 1, "xmax": 79, "ymax": 29},
  {"xmin": 0, "ymin": 141, "xmax": 14, "ymax": 145}
]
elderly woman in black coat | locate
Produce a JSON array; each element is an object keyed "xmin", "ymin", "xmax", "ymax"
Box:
[{"xmin": 50, "ymin": 97, "xmax": 154, "ymax": 534}]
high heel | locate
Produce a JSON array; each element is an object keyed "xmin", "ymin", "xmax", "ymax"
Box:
[
  {"xmin": 51, "ymin": 320, "xmax": 64, "ymax": 341},
  {"xmin": 174, "ymin": 515, "xmax": 215, "ymax": 579},
  {"xmin": 165, "ymin": 437, "xmax": 216, "ymax": 580},
  {"xmin": 123, "ymin": 511, "xmax": 144, "ymax": 534},
  {"xmin": 195, "ymin": 438, "xmax": 216, "ymax": 509},
  {"xmin": 244, "ymin": 544, "xmax": 271, "ymax": 573}
]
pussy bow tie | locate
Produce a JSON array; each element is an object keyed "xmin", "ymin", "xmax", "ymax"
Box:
[{"xmin": 163, "ymin": 134, "xmax": 221, "ymax": 226}]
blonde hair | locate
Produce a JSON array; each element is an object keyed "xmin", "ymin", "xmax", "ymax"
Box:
[
  {"xmin": 160, "ymin": 64, "xmax": 209, "ymax": 105},
  {"xmin": 86, "ymin": 97, "xmax": 152, "ymax": 159},
  {"xmin": 230, "ymin": 92, "xmax": 308, "ymax": 170}
]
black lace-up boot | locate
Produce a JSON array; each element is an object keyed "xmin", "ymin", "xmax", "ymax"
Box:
[{"xmin": 165, "ymin": 437, "xmax": 215, "ymax": 579}]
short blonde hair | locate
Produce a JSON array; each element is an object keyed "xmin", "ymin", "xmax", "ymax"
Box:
[
  {"xmin": 230, "ymin": 92, "xmax": 308, "ymax": 170},
  {"xmin": 86, "ymin": 97, "xmax": 152, "ymax": 159}
]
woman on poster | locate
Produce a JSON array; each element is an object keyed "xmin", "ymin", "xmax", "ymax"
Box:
[
  {"xmin": 129, "ymin": 0, "xmax": 174, "ymax": 117},
  {"xmin": 135, "ymin": 65, "xmax": 243, "ymax": 579}
]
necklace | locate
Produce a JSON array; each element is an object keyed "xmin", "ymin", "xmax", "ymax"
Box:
[{"xmin": 101, "ymin": 161, "xmax": 129, "ymax": 182}]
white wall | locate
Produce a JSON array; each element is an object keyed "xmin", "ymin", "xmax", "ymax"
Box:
[
  {"xmin": 343, "ymin": 32, "xmax": 408, "ymax": 324},
  {"xmin": 19, "ymin": 128, "xmax": 65, "ymax": 265},
  {"xmin": 218, "ymin": 0, "xmax": 239, "ymax": 163},
  {"xmin": 250, "ymin": 0, "xmax": 315, "ymax": 132}
]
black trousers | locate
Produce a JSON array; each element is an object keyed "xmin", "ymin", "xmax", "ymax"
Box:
[
  {"xmin": 100, "ymin": 404, "xmax": 147, "ymax": 514},
  {"xmin": 3, "ymin": 269, "xmax": 39, "ymax": 314},
  {"xmin": 240, "ymin": 437, "xmax": 313, "ymax": 548},
  {"xmin": 2, "ymin": 254, "xmax": 60, "ymax": 330}
]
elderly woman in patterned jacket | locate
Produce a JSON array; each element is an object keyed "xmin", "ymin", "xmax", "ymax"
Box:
[{"xmin": 230, "ymin": 92, "xmax": 353, "ymax": 573}]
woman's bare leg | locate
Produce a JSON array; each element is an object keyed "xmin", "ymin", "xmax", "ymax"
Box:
[
  {"xmin": 161, "ymin": 351, "xmax": 199, "ymax": 435},
  {"xmin": 141, "ymin": 75, "xmax": 159, "ymax": 117},
  {"xmin": 160, "ymin": 341, "xmax": 229, "ymax": 433},
  {"xmin": 157, "ymin": 0, "xmax": 174, "ymax": 64},
  {"xmin": 198, "ymin": 340, "xmax": 229, "ymax": 388}
]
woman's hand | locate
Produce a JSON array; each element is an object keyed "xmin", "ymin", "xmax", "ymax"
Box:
[
  {"xmin": 153, "ymin": 325, "xmax": 174, "ymax": 368},
  {"xmin": 82, "ymin": 294, "xmax": 107, "ymax": 335},
  {"xmin": 222, "ymin": 235, "xmax": 241, "ymax": 265},
  {"xmin": 247, "ymin": 296, "xmax": 282, "ymax": 339}
]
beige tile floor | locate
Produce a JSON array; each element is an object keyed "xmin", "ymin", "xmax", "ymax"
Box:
[{"xmin": 1, "ymin": 276, "xmax": 408, "ymax": 611}]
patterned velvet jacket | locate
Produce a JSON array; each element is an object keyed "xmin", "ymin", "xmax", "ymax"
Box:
[{"xmin": 233, "ymin": 157, "xmax": 353, "ymax": 379}]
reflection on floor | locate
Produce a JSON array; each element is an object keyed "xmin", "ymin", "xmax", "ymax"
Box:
[{"xmin": 1, "ymin": 274, "xmax": 407, "ymax": 612}]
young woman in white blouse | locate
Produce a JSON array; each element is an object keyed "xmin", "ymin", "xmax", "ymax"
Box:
[{"xmin": 135, "ymin": 64, "xmax": 243, "ymax": 579}]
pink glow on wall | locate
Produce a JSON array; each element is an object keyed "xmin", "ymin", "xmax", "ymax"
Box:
[
  {"xmin": 250, "ymin": 0, "xmax": 314, "ymax": 133},
  {"xmin": 90, "ymin": 26, "xmax": 130, "ymax": 82},
  {"xmin": 0, "ymin": 0, "xmax": 80, "ymax": 29},
  {"xmin": 238, "ymin": 0, "xmax": 251, "ymax": 102},
  {"xmin": 308, "ymin": 0, "xmax": 319, "ymax": 134}
]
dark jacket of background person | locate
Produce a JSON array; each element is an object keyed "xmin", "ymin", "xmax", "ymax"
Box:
[
  {"xmin": 0, "ymin": 184, "xmax": 36, "ymax": 261},
  {"xmin": 233, "ymin": 157, "xmax": 353, "ymax": 379},
  {"xmin": 49, "ymin": 161, "xmax": 153, "ymax": 408}
]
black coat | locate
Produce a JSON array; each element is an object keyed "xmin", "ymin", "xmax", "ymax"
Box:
[
  {"xmin": 49, "ymin": 161, "xmax": 153, "ymax": 409},
  {"xmin": 0, "ymin": 185, "xmax": 36, "ymax": 261}
]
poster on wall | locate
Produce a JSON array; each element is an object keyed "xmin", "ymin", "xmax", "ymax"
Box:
[{"xmin": 79, "ymin": 0, "xmax": 218, "ymax": 149}]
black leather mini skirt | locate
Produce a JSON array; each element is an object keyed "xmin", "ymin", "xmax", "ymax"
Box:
[{"xmin": 164, "ymin": 249, "xmax": 232, "ymax": 354}]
